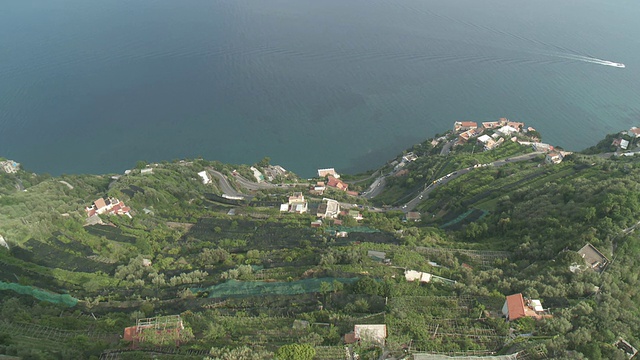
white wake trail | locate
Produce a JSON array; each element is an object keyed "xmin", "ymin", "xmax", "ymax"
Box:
[{"xmin": 548, "ymin": 53, "xmax": 625, "ymax": 68}]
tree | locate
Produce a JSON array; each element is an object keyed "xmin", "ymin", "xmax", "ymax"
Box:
[
  {"xmin": 257, "ymin": 157, "xmax": 271, "ymax": 168},
  {"xmin": 274, "ymin": 343, "xmax": 315, "ymax": 360}
]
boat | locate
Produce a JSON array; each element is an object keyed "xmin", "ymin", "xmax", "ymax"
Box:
[{"xmin": 611, "ymin": 62, "xmax": 626, "ymax": 68}]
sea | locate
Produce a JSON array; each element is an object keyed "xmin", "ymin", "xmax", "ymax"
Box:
[{"xmin": 1, "ymin": 0, "xmax": 639, "ymax": 177}]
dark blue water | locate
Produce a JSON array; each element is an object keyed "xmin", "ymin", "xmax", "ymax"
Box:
[{"xmin": 1, "ymin": 0, "xmax": 639, "ymax": 176}]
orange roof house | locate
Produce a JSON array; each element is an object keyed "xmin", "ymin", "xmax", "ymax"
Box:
[
  {"xmin": 502, "ymin": 293, "xmax": 526, "ymax": 321},
  {"xmin": 327, "ymin": 176, "xmax": 348, "ymax": 191}
]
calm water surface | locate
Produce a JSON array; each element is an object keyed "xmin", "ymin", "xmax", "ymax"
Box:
[{"xmin": 1, "ymin": 0, "xmax": 639, "ymax": 176}]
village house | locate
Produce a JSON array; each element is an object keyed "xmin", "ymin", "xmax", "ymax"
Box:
[
  {"xmin": 85, "ymin": 197, "xmax": 132, "ymax": 218},
  {"xmin": 317, "ymin": 198, "xmax": 340, "ymax": 219},
  {"xmin": 281, "ymin": 192, "xmax": 308, "ymax": 214},
  {"xmin": 405, "ymin": 269, "xmax": 456, "ymax": 285},
  {"xmin": 0, "ymin": 160, "xmax": 20, "ymax": 174},
  {"xmin": 577, "ymin": 243, "xmax": 609, "ymax": 272},
  {"xmin": 529, "ymin": 142, "xmax": 553, "ymax": 152},
  {"xmin": 457, "ymin": 128, "xmax": 483, "ymax": 145},
  {"xmin": 402, "ymin": 152, "xmax": 418, "ymax": 162},
  {"xmin": 309, "ymin": 181, "xmax": 326, "ymax": 195},
  {"xmin": 482, "ymin": 118, "xmax": 524, "ymax": 131},
  {"xmin": 454, "ymin": 121, "xmax": 478, "ymax": 132},
  {"xmin": 140, "ymin": 168, "xmax": 153, "ymax": 175},
  {"xmin": 327, "ymin": 175, "xmax": 348, "ymax": 191},
  {"xmin": 502, "ymin": 293, "xmax": 549, "ymax": 321},
  {"xmin": 496, "ymin": 125, "xmax": 519, "ymax": 137},
  {"xmin": 318, "ymin": 168, "xmax": 340, "ymax": 178},
  {"xmin": 545, "ymin": 151, "xmax": 564, "ymax": 164},
  {"xmin": 629, "ymin": 127, "xmax": 640, "ymax": 138},
  {"xmin": 477, "ymin": 134, "xmax": 498, "ymax": 151}
]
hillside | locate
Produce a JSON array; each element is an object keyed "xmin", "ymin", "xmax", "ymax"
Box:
[{"xmin": 1, "ymin": 130, "xmax": 640, "ymax": 360}]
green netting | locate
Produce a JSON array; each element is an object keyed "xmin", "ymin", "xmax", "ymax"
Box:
[
  {"xmin": 324, "ymin": 226, "xmax": 380, "ymax": 233},
  {"xmin": 0, "ymin": 281, "xmax": 78, "ymax": 307},
  {"xmin": 440, "ymin": 209, "xmax": 488, "ymax": 228},
  {"xmin": 193, "ymin": 277, "xmax": 359, "ymax": 298}
]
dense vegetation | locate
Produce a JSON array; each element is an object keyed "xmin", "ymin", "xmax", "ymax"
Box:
[{"xmin": 1, "ymin": 132, "xmax": 640, "ymax": 359}]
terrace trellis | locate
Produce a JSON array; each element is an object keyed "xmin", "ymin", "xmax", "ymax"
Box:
[
  {"xmin": 415, "ymin": 247, "xmax": 511, "ymax": 268},
  {"xmin": 0, "ymin": 320, "xmax": 116, "ymax": 343},
  {"xmin": 387, "ymin": 296, "xmax": 507, "ymax": 354}
]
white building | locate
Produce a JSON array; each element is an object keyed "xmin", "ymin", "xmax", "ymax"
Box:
[
  {"xmin": 197, "ymin": 171, "xmax": 211, "ymax": 184},
  {"xmin": 318, "ymin": 168, "xmax": 340, "ymax": 178}
]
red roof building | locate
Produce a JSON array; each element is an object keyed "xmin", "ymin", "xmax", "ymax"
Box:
[
  {"xmin": 327, "ymin": 176, "xmax": 348, "ymax": 191},
  {"xmin": 454, "ymin": 121, "xmax": 478, "ymax": 132},
  {"xmin": 502, "ymin": 293, "xmax": 526, "ymax": 321}
]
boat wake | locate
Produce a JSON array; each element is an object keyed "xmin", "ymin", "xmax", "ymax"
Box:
[{"xmin": 553, "ymin": 53, "xmax": 625, "ymax": 68}]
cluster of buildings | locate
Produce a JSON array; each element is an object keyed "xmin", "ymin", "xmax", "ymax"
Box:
[
  {"xmin": 390, "ymin": 152, "xmax": 419, "ymax": 173},
  {"xmin": 611, "ymin": 126, "xmax": 640, "ymax": 152},
  {"xmin": 0, "ymin": 159, "xmax": 20, "ymax": 174},
  {"xmin": 453, "ymin": 118, "xmax": 532, "ymax": 150},
  {"xmin": 85, "ymin": 197, "xmax": 132, "ymax": 218},
  {"xmin": 453, "ymin": 118, "xmax": 570, "ymax": 164},
  {"xmin": 317, "ymin": 168, "xmax": 358, "ymax": 196}
]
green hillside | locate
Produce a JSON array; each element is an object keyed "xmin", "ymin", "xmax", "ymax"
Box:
[{"xmin": 1, "ymin": 133, "xmax": 639, "ymax": 359}]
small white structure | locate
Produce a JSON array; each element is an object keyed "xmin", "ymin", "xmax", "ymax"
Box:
[
  {"xmin": 404, "ymin": 270, "xmax": 433, "ymax": 283},
  {"xmin": 402, "ymin": 152, "xmax": 418, "ymax": 162},
  {"xmin": 496, "ymin": 125, "xmax": 519, "ymax": 136},
  {"xmin": 477, "ymin": 134, "xmax": 492, "ymax": 143},
  {"xmin": 0, "ymin": 235, "xmax": 9, "ymax": 250},
  {"xmin": 141, "ymin": 168, "xmax": 153, "ymax": 175},
  {"xmin": 620, "ymin": 139, "xmax": 629, "ymax": 150},
  {"xmin": 530, "ymin": 299, "xmax": 544, "ymax": 312},
  {"xmin": 197, "ymin": 171, "xmax": 211, "ymax": 184},
  {"xmin": 280, "ymin": 204, "xmax": 290, "ymax": 212}
]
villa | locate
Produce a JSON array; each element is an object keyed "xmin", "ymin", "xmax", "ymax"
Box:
[
  {"xmin": 317, "ymin": 198, "xmax": 340, "ymax": 219},
  {"xmin": 85, "ymin": 197, "xmax": 132, "ymax": 218},
  {"xmin": 545, "ymin": 151, "xmax": 564, "ymax": 164},
  {"xmin": 1, "ymin": 160, "xmax": 20, "ymax": 174},
  {"xmin": 454, "ymin": 121, "xmax": 478, "ymax": 132}
]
